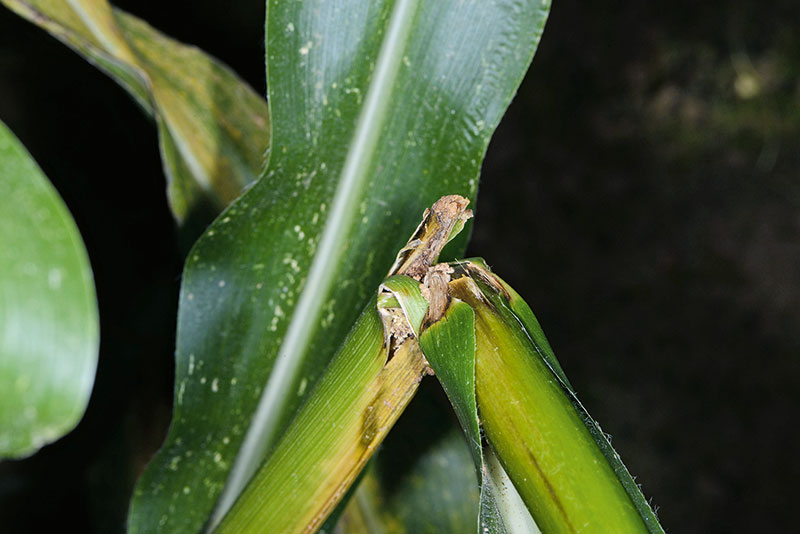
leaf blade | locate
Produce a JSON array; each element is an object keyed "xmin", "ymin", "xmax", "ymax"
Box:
[
  {"xmin": 0, "ymin": 119, "xmax": 99, "ymax": 458},
  {"xmin": 129, "ymin": 1, "xmax": 551, "ymax": 531},
  {"xmin": 420, "ymin": 298, "xmax": 529, "ymax": 533},
  {"xmin": 219, "ymin": 0, "xmax": 421, "ymax": 497},
  {"xmin": 217, "ymin": 305, "xmax": 427, "ymax": 533},
  {"xmin": 1, "ymin": 0, "xmax": 270, "ymax": 222},
  {"xmin": 450, "ymin": 265, "xmax": 663, "ymax": 533}
]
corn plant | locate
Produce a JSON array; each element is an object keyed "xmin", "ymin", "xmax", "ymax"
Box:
[{"xmin": 0, "ymin": 0, "xmax": 664, "ymax": 532}]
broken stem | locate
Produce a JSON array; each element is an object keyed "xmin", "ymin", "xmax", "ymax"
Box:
[{"xmin": 216, "ymin": 196, "xmax": 474, "ymax": 532}]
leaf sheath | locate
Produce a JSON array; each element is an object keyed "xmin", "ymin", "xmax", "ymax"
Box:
[{"xmin": 217, "ymin": 304, "xmax": 427, "ymax": 533}]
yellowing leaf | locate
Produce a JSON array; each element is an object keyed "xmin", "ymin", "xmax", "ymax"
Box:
[{"xmin": 2, "ymin": 0, "xmax": 270, "ymax": 222}]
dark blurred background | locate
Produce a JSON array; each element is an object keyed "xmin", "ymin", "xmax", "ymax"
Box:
[{"xmin": 1, "ymin": 1, "xmax": 798, "ymax": 532}]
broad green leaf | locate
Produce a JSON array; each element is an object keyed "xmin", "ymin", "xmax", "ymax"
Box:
[
  {"xmin": 1, "ymin": 0, "xmax": 270, "ymax": 222},
  {"xmin": 0, "ymin": 119, "xmax": 99, "ymax": 458},
  {"xmin": 129, "ymin": 0, "xmax": 551, "ymax": 531}
]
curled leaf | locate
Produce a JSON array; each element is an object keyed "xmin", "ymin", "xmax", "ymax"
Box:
[{"xmin": 2, "ymin": 0, "xmax": 270, "ymax": 222}]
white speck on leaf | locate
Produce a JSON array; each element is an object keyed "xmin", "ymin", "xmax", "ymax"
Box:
[{"xmin": 48, "ymin": 268, "xmax": 62, "ymax": 289}]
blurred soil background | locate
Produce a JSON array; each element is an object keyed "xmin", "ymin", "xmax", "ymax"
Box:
[{"xmin": 1, "ymin": 0, "xmax": 798, "ymax": 532}]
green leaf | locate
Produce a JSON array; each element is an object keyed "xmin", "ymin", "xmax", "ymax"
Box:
[
  {"xmin": 0, "ymin": 119, "xmax": 99, "ymax": 458},
  {"xmin": 419, "ymin": 300, "xmax": 480, "ymax": 463},
  {"xmin": 379, "ymin": 275, "xmax": 428, "ymax": 337},
  {"xmin": 479, "ymin": 275, "xmax": 664, "ymax": 533},
  {"xmin": 367, "ymin": 428, "xmax": 481, "ymax": 534},
  {"xmin": 420, "ymin": 298, "xmax": 534, "ymax": 533},
  {"xmin": 447, "ymin": 265, "xmax": 662, "ymax": 533},
  {"xmin": 216, "ymin": 304, "xmax": 427, "ymax": 532},
  {"xmin": 1, "ymin": 0, "xmax": 270, "ymax": 223},
  {"xmin": 129, "ymin": 0, "xmax": 551, "ymax": 531},
  {"xmin": 458, "ymin": 257, "xmax": 573, "ymax": 390}
]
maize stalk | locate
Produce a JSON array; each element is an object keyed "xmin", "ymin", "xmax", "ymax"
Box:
[
  {"xmin": 217, "ymin": 195, "xmax": 663, "ymax": 533},
  {"xmin": 417, "ymin": 255, "xmax": 664, "ymax": 533},
  {"xmin": 215, "ymin": 196, "xmax": 470, "ymax": 533}
]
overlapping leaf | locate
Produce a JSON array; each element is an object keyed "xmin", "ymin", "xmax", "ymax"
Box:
[
  {"xmin": 1, "ymin": 0, "xmax": 270, "ymax": 223},
  {"xmin": 333, "ymin": 429, "xmax": 480, "ymax": 534},
  {"xmin": 128, "ymin": 0, "xmax": 550, "ymax": 531},
  {"xmin": 420, "ymin": 299, "xmax": 537, "ymax": 533},
  {"xmin": 426, "ymin": 261, "xmax": 663, "ymax": 532},
  {"xmin": 474, "ymin": 273, "xmax": 664, "ymax": 533},
  {"xmin": 0, "ymin": 119, "xmax": 99, "ymax": 458}
]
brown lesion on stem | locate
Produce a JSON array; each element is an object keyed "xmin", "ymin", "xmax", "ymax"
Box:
[
  {"xmin": 378, "ymin": 306, "xmax": 414, "ymax": 357},
  {"xmin": 418, "ymin": 258, "xmax": 515, "ymax": 334},
  {"xmin": 379, "ymin": 194, "xmax": 473, "ymax": 358},
  {"xmin": 386, "ymin": 195, "xmax": 472, "ymax": 281},
  {"xmin": 308, "ymin": 337, "xmax": 428, "ymax": 533},
  {"xmin": 380, "ymin": 195, "xmax": 516, "ymax": 334},
  {"xmin": 297, "ymin": 196, "xmax": 481, "ymax": 531},
  {"xmin": 420, "ymin": 260, "xmax": 508, "ymax": 330},
  {"xmin": 420, "ymin": 263, "xmax": 454, "ymax": 326}
]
